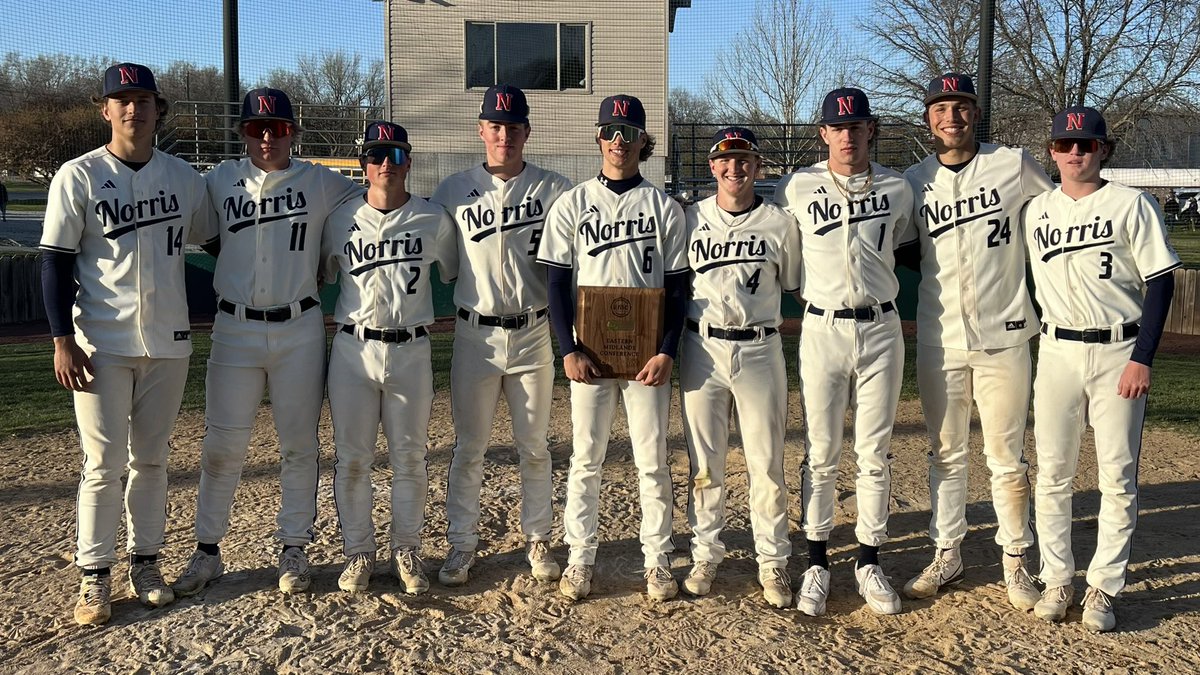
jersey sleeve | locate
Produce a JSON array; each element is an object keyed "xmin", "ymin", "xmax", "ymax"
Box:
[
  {"xmin": 325, "ymin": 168, "xmax": 365, "ymax": 213},
  {"xmin": 429, "ymin": 175, "xmax": 455, "ymax": 209},
  {"xmin": 434, "ymin": 208, "xmax": 458, "ymax": 283},
  {"xmin": 1128, "ymin": 192, "xmax": 1182, "ymax": 281},
  {"xmin": 772, "ymin": 175, "xmax": 795, "ymax": 216},
  {"xmin": 186, "ymin": 169, "xmax": 218, "ymax": 245},
  {"xmin": 535, "ymin": 193, "xmax": 577, "ymax": 269},
  {"xmin": 892, "ymin": 178, "xmax": 918, "ymax": 248},
  {"xmin": 40, "ymin": 163, "xmax": 87, "ymax": 253},
  {"xmin": 1019, "ymin": 149, "xmax": 1055, "ymax": 199},
  {"xmin": 780, "ymin": 211, "xmax": 804, "ymax": 293},
  {"xmin": 320, "ymin": 200, "xmax": 347, "ymax": 284},
  {"xmin": 661, "ymin": 197, "xmax": 689, "ymax": 274}
]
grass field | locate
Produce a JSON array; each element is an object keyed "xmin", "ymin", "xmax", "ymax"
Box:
[
  {"xmin": 1169, "ymin": 229, "xmax": 1200, "ymax": 268},
  {"xmin": 4, "ymin": 332, "xmax": 1196, "ymax": 438}
]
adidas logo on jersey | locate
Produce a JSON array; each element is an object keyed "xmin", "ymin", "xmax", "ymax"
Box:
[
  {"xmin": 349, "ymin": 223, "xmax": 361, "ymax": 232},
  {"xmin": 697, "ymin": 223, "xmax": 710, "ymax": 231},
  {"xmin": 100, "ymin": 180, "xmax": 117, "ymax": 190},
  {"xmin": 467, "ymin": 189, "xmax": 482, "ymax": 198},
  {"xmin": 1039, "ymin": 211, "xmax": 1049, "ymax": 220},
  {"xmin": 586, "ymin": 205, "xmax": 600, "ymax": 214},
  {"xmin": 234, "ymin": 178, "xmax": 246, "ymax": 187},
  {"xmin": 813, "ymin": 186, "xmax": 827, "ymax": 194},
  {"xmin": 922, "ymin": 184, "xmax": 934, "ymax": 193}
]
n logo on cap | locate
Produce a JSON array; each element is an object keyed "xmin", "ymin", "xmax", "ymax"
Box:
[
  {"xmin": 941, "ymin": 77, "xmax": 960, "ymax": 93},
  {"xmin": 495, "ymin": 93, "xmax": 513, "ymax": 112},
  {"xmin": 837, "ymin": 96, "xmax": 856, "ymax": 116},
  {"xmin": 377, "ymin": 125, "xmax": 394, "ymax": 140},
  {"xmin": 612, "ymin": 99, "xmax": 630, "ymax": 117},
  {"xmin": 1065, "ymin": 112, "xmax": 1085, "ymax": 131},
  {"xmin": 119, "ymin": 66, "xmax": 139, "ymax": 85},
  {"xmin": 257, "ymin": 96, "xmax": 277, "ymax": 115},
  {"xmin": 725, "ymin": 131, "xmax": 743, "ymax": 139}
]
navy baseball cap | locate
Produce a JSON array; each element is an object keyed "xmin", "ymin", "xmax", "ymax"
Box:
[
  {"xmin": 362, "ymin": 120, "xmax": 412, "ymax": 151},
  {"xmin": 479, "ymin": 84, "xmax": 529, "ymax": 124},
  {"xmin": 240, "ymin": 87, "xmax": 297, "ymax": 124},
  {"xmin": 1051, "ymin": 106, "xmax": 1108, "ymax": 140},
  {"xmin": 708, "ymin": 126, "xmax": 760, "ymax": 159},
  {"xmin": 818, "ymin": 87, "xmax": 875, "ymax": 126},
  {"xmin": 597, "ymin": 94, "xmax": 646, "ymax": 130},
  {"xmin": 102, "ymin": 63, "xmax": 162, "ymax": 98},
  {"xmin": 924, "ymin": 73, "xmax": 978, "ymax": 106}
]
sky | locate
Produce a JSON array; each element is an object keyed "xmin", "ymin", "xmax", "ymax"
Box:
[{"xmin": 669, "ymin": 1, "xmax": 755, "ymax": 93}]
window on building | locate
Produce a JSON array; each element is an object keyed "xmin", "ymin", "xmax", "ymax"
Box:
[{"xmin": 466, "ymin": 21, "xmax": 589, "ymax": 91}]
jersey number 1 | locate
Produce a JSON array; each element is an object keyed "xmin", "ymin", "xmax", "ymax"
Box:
[
  {"xmin": 166, "ymin": 225, "xmax": 184, "ymax": 256},
  {"xmin": 289, "ymin": 222, "xmax": 308, "ymax": 251}
]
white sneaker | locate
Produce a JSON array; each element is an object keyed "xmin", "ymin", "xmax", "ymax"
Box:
[
  {"xmin": 559, "ymin": 564, "xmax": 593, "ymax": 601},
  {"xmin": 1034, "ymin": 585, "xmax": 1074, "ymax": 622},
  {"xmin": 903, "ymin": 548, "xmax": 963, "ymax": 599},
  {"xmin": 392, "ymin": 547, "xmax": 430, "ymax": 595},
  {"xmin": 796, "ymin": 565, "xmax": 831, "ymax": 616},
  {"xmin": 172, "ymin": 549, "xmax": 224, "ymax": 597},
  {"xmin": 682, "ymin": 561, "xmax": 719, "ymax": 597},
  {"xmin": 338, "ymin": 552, "xmax": 376, "ymax": 593},
  {"xmin": 74, "ymin": 574, "xmax": 112, "ymax": 626},
  {"xmin": 526, "ymin": 541, "xmax": 561, "ymax": 582},
  {"xmin": 129, "ymin": 559, "xmax": 175, "ymax": 607},
  {"xmin": 759, "ymin": 567, "xmax": 791, "ymax": 609},
  {"xmin": 855, "ymin": 564, "xmax": 902, "ymax": 615},
  {"xmin": 645, "ymin": 566, "xmax": 678, "ymax": 601},
  {"xmin": 1081, "ymin": 586, "xmax": 1116, "ymax": 632},
  {"xmin": 438, "ymin": 549, "xmax": 475, "ymax": 587},
  {"xmin": 1002, "ymin": 554, "xmax": 1041, "ymax": 611},
  {"xmin": 277, "ymin": 548, "xmax": 311, "ymax": 594}
]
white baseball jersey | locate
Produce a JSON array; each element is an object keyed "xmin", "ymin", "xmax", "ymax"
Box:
[
  {"xmin": 431, "ymin": 163, "xmax": 572, "ymax": 314},
  {"xmin": 774, "ymin": 161, "xmax": 915, "ymax": 308},
  {"xmin": 322, "ymin": 195, "xmax": 455, "ymax": 327},
  {"xmin": 206, "ymin": 158, "xmax": 362, "ymax": 307},
  {"xmin": 41, "ymin": 147, "xmax": 216, "ymax": 358},
  {"xmin": 537, "ymin": 177, "xmax": 688, "ymax": 288},
  {"xmin": 905, "ymin": 144, "xmax": 1054, "ymax": 349},
  {"xmin": 1024, "ymin": 183, "xmax": 1181, "ymax": 327},
  {"xmin": 685, "ymin": 197, "xmax": 802, "ymax": 326}
]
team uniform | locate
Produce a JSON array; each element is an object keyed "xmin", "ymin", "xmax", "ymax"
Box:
[
  {"xmin": 322, "ymin": 192, "xmax": 454, "ymax": 587},
  {"xmin": 904, "ymin": 146, "xmax": 1053, "ymax": 561},
  {"xmin": 41, "ymin": 144, "xmax": 214, "ymax": 612},
  {"xmin": 431, "ymin": 163, "xmax": 572, "ymax": 562},
  {"xmin": 193, "ymin": 157, "xmax": 360, "ymax": 554},
  {"xmin": 1025, "ymin": 182, "xmax": 1179, "ymax": 617},
  {"xmin": 537, "ymin": 177, "xmax": 688, "ymax": 573},
  {"xmin": 681, "ymin": 196, "xmax": 801, "ymax": 577}
]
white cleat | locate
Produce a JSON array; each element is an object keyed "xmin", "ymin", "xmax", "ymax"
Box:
[
  {"xmin": 1002, "ymin": 554, "xmax": 1041, "ymax": 611},
  {"xmin": 1034, "ymin": 585, "xmax": 1074, "ymax": 622},
  {"xmin": 129, "ymin": 559, "xmax": 175, "ymax": 607},
  {"xmin": 1081, "ymin": 586, "xmax": 1116, "ymax": 632},
  {"xmin": 559, "ymin": 564, "xmax": 593, "ymax": 601},
  {"xmin": 172, "ymin": 550, "xmax": 224, "ymax": 597},
  {"xmin": 338, "ymin": 552, "xmax": 376, "ymax": 593},
  {"xmin": 682, "ymin": 561, "xmax": 719, "ymax": 597},
  {"xmin": 795, "ymin": 565, "xmax": 831, "ymax": 616},
  {"xmin": 278, "ymin": 547, "xmax": 311, "ymax": 594},
  {"xmin": 855, "ymin": 564, "xmax": 902, "ymax": 615},
  {"xmin": 392, "ymin": 547, "xmax": 430, "ymax": 595},
  {"xmin": 903, "ymin": 548, "xmax": 963, "ymax": 600},
  {"xmin": 526, "ymin": 541, "xmax": 561, "ymax": 582},
  {"xmin": 759, "ymin": 567, "xmax": 792, "ymax": 609},
  {"xmin": 438, "ymin": 548, "xmax": 475, "ymax": 587}
]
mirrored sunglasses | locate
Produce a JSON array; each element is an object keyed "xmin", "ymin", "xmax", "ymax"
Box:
[
  {"xmin": 243, "ymin": 119, "xmax": 294, "ymax": 138},
  {"xmin": 1051, "ymin": 138, "xmax": 1101, "ymax": 154},
  {"xmin": 362, "ymin": 146, "xmax": 407, "ymax": 165},
  {"xmin": 709, "ymin": 137, "xmax": 758, "ymax": 155},
  {"xmin": 597, "ymin": 124, "xmax": 643, "ymax": 143}
]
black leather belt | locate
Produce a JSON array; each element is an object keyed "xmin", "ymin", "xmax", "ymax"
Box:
[
  {"xmin": 458, "ymin": 307, "xmax": 547, "ymax": 330},
  {"xmin": 807, "ymin": 301, "xmax": 895, "ymax": 321},
  {"xmin": 687, "ymin": 318, "xmax": 777, "ymax": 341},
  {"xmin": 219, "ymin": 296, "xmax": 319, "ymax": 322},
  {"xmin": 1041, "ymin": 322, "xmax": 1139, "ymax": 343},
  {"xmin": 342, "ymin": 324, "xmax": 429, "ymax": 343}
]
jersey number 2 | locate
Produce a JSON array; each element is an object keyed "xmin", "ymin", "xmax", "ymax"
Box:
[
  {"xmin": 987, "ymin": 217, "xmax": 1012, "ymax": 248},
  {"xmin": 406, "ymin": 266, "xmax": 421, "ymax": 294}
]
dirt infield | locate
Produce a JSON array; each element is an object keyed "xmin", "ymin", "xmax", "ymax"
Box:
[{"xmin": 2, "ymin": 391, "xmax": 1199, "ymax": 673}]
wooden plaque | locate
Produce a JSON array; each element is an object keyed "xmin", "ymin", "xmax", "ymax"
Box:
[{"xmin": 575, "ymin": 286, "xmax": 665, "ymax": 380}]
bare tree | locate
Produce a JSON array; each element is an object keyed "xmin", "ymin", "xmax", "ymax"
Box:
[
  {"xmin": 0, "ymin": 106, "xmax": 106, "ymax": 186},
  {"xmin": 703, "ymin": 0, "xmax": 842, "ymax": 171},
  {"xmin": 263, "ymin": 50, "xmax": 384, "ymax": 156}
]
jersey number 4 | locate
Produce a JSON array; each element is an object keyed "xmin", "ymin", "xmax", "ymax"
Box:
[
  {"xmin": 166, "ymin": 225, "xmax": 184, "ymax": 256},
  {"xmin": 745, "ymin": 268, "xmax": 762, "ymax": 294},
  {"xmin": 986, "ymin": 217, "xmax": 1012, "ymax": 248}
]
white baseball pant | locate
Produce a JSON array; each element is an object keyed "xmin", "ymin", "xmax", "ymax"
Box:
[
  {"xmin": 74, "ymin": 352, "xmax": 189, "ymax": 568},
  {"xmin": 194, "ymin": 309, "xmax": 326, "ymax": 546},
  {"xmin": 1034, "ymin": 335, "xmax": 1145, "ymax": 597},
  {"xmin": 681, "ymin": 329, "xmax": 790, "ymax": 569},
  {"xmin": 917, "ymin": 343, "xmax": 1034, "ymax": 553},
  {"xmin": 563, "ymin": 378, "xmax": 674, "ymax": 569},
  {"xmin": 328, "ymin": 331, "xmax": 432, "ymax": 554},
  {"xmin": 800, "ymin": 310, "xmax": 903, "ymax": 546},
  {"xmin": 445, "ymin": 316, "xmax": 555, "ymax": 552}
]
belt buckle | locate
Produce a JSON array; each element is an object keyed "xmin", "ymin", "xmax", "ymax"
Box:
[
  {"xmin": 264, "ymin": 307, "xmax": 290, "ymax": 321},
  {"xmin": 379, "ymin": 328, "xmax": 400, "ymax": 342},
  {"xmin": 500, "ymin": 315, "xmax": 525, "ymax": 330},
  {"xmin": 853, "ymin": 307, "xmax": 874, "ymax": 322},
  {"xmin": 1082, "ymin": 329, "xmax": 1104, "ymax": 343}
]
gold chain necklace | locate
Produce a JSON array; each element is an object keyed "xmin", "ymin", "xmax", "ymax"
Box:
[{"xmin": 828, "ymin": 165, "xmax": 875, "ymax": 200}]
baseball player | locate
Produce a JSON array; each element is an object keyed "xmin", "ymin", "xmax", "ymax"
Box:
[
  {"xmin": 40, "ymin": 63, "xmax": 215, "ymax": 625},
  {"xmin": 430, "ymin": 85, "xmax": 572, "ymax": 586},
  {"xmin": 172, "ymin": 88, "xmax": 362, "ymax": 596},
  {"xmin": 900, "ymin": 73, "xmax": 1053, "ymax": 609},
  {"xmin": 537, "ymin": 94, "xmax": 688, "ymax": 602},
  {"xmin": 774, "ymin": 87, "xmax": 915, "ymax": 616},
  {"xmin": 1025, "ymin": 107, "xmax": 1179, "ymax": 632},
  {"xmin": 323, "ymin": 121, "xmax": 454, "ymax": 594},
  {"xmin": 679, "ymin": 127, "xmax": 801, "ymax": 609}
]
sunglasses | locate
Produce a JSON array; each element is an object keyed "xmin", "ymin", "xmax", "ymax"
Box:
[
  {"xmin": 1051, "ymin": 138, "xmax": 1101, "ymax": 154},
  {"xmin": 597, "ymin": 124, "xmax": 643, "ymax": 143},
  {"xmin": 710, "ymin": 137, "xmax": 758, "ymax": 155},
  {"xmin": 362, "ymin": 146, "xmax": 407, "ymax": 165},
  {"xmin": 243, "ymin": 119, "xmax": 294, "ymax": 138}
]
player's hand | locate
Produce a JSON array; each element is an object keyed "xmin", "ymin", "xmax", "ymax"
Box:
[
  {"xmin": 53, "ymin": 336, "xmax": 94, "ymax": 392},
  {"xmin": 1117, "ymin": 361, "xmax": 1151, "ymax": 399},
  {"xmin": 635, "ymin": 354, "xmax": 673, "ymax": 387},
  {"xmin": 564, "ymin": 351, "xmax": 600, "ymax": 384}
]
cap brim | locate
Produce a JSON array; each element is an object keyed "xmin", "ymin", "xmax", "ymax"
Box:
[
  {"xmin": 479, "ymin": 113, "xmax": 529, "ymax": 124},
  {"xmin": 707, "ymin": 149, "xmax": 760, "ymax": 160},
  {"xmin": 924, "ymin": 92, "xmax": 978, "ymax": 106},
  {"xmin": 818, "ymin": 115, "xmax": 876, "ymax": 126},
  {"xmin": 362, "ymin": 140, "xmax": 413, "ymax": 152},
  {"xmin": 1051, "ymin": 131, "xmax": 1106, "ymax": 141}
]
